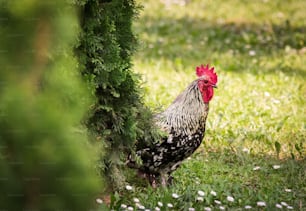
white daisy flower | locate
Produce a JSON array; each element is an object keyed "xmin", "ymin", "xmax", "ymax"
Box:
[
  {"xmin": 155, "ymin": 207, "xmax": 161, "ymax": 211},
  {"xmin": 127, "ymin": 206, "xmax": 134, "ymax": 211},
  {"xmin": 197, "ymin": 190, "xmax": 205, "ymax": 196},
  {"xmin": 257, "ymin": 201, "xmax": 266, "ymax": 207},
  {"xmin": 96, "ymin": 198, "xmax": 103, "ymax": 204},
  {"xmin": 133, "ymin": 198, "xmax": 140, "ymax": 203},
  {"xmin": 172, "ymin": 193, "xmax": 179, "ymax": 199},
  {"xmin": 157, "ymin": 202, "xmax": 163, "ymax": 207},
  {"xmin": 136, "ymin": 203, "xmax": 145, "ymax": 209},
  {"xmin": 210, "ymin": 190, "xmax": 217, "ymax": 196},
  {"xmin": 245, "ymin": 205, "xmax": 252, "ymax": 209},
  {"xmin": 275, "ymin": 204, "xmax": 282, "ymax": 209},
  {"xmin": 125, "ymin": 185, "xmax": 133, "ymax": 191},
  {"xmin": 167, "ymin": 203, "xmax": 173, "ymax": 208},
  {"xmin": 281, "ymin": 202, "xmax": 288, "ymax": 207},
  {"xmin": 188, "ymin": 208, "xmax": 195, "ymax": 211},
  {"xmin": 273, "ymin": 165, "xmax": 281, "ymax": 169},
  {"xmin": 214, "ymin": 200, "xmax": 221, "ymax": 205},
  {"xmin": 287, "ymin": 206, "xmax": 293, "ymax": 209},
  {"xmin": 272, "ymin": 99, "xmax": 280, "ymax": 104},
  {"xmin": 253, "ymin": 166, "xmax": 261, "ymax": 171},
  {"xmin": 249, "ymin": 50, "xmax": 256, "ymax": 56},
  {"xmin": 204, "ymin": 207, "xmax": 211, "ymax": 211},
  {"xmin": 264, "ymin": 92, "xmax": 270, "ymax": 97},
  {"xmin": 226, "ymin": 196, "xmax": 234, "ymax": 202},
  {"xmin": 219, "ymin": 206, "xmax": 225, "ymax": 210},
  {"xmin": 120, "ymin": 204, "xmax": 127, "ymax": 209},
  {"xmin": 285, "ymin": 188, "xmax": 292, "ymax": 192},
  {"xmin": 197, "ymin": 196, "xmax": 204, "ymax": 202}
]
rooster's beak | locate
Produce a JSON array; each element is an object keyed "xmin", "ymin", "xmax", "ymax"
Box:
[{"xmin": 212, "ymin": 84, "xmax": 217, "ymax": 88}]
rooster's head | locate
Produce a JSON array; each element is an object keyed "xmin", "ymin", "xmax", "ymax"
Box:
[{"xmin": 196, "ymin": 64, "xmax": 218, "ymax": 103}]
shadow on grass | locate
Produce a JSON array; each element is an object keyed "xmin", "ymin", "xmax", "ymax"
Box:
[{"xmin": 135, "ymin": 15, "xmax": 306, "ymax": 77}]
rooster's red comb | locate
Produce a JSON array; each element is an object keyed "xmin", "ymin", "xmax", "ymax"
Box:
[{"xmin": 196, "ymin": 64, "xmax": 218, "ymax": 84}]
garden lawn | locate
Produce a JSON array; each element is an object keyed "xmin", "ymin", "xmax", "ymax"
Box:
[{"xmin": 105, "ymin": 0, "xmax": 305, "ymax": 210}]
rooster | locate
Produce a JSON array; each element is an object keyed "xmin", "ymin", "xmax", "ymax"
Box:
[{"xmin": 128, "ymin": 64, "xmax": 218, "ymax": 187}]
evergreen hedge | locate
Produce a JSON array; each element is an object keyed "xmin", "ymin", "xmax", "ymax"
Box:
[
  {"xmin": 76, "ymin": 0, "xmax": 159, "ymax": 189},
  {"xmin": 0, "ymin": 1, "xmax": 101, "ymax": 209}
]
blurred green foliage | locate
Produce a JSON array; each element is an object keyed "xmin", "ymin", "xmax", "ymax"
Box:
[{"xmin": 0, "ymin": 0, "xmax": 101, "ymax": 210}]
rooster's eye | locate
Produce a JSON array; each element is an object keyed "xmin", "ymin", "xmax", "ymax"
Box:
[{"xmin": 203, "ymin": 80, "xmax": 208, "ymax": 84}]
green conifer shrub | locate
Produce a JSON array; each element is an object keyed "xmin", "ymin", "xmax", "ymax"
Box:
[{"xmin": 76, "ymin": 0, "xmax": 160, "ymax": 189}]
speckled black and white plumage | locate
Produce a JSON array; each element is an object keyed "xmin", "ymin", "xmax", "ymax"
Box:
[{"xmin": 128, "ymin": 79, "xmax": 210, "ymax": 186}]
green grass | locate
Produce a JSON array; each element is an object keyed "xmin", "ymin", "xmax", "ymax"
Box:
[{"xmin": 102, "ymin": 0, "xmax": 305, "ymax": 210}]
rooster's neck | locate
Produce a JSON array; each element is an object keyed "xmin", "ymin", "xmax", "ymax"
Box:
[{"xmin": 156, "ymin": 81, "xmax": 209, "ymax": 136}]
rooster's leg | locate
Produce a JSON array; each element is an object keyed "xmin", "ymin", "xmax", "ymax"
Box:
[
  {"xmin": 160, "ymin": 173, "xmax": 168, "ymax": 187},
  {"xmin": 151, "ymin": 178, "xmax": 157, "ymax": 188},
  {"xmin": 167, "ymin": 175, "xmax": 174, "ymax": 185},
  {"xmin": 148, "ymin": 174, "xmax": 158, "ymax": 188}
]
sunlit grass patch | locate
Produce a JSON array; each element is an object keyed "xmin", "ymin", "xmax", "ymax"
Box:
[{"xmin": 100, "ymin": 0, "xmax": 306, "ymax": 210}]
